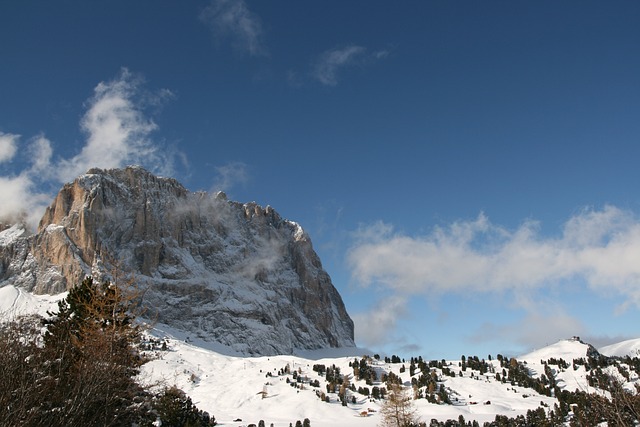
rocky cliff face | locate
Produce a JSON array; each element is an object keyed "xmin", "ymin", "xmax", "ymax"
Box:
[{"xmin": 0, "ymin": 166, "xmax": 355, "ymax": 355}]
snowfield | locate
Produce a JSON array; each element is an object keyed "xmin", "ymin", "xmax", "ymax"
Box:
[
  {"xmin": 0, "ymin": 285, "xmax": 65, "ymax": 319},
  {"xmin": 600, "ymin": 338, "xmax": 640, "ymax": 358},
  {"xmin": 138, "ymin": 331, "xmax": 579, "ymax": 426}
]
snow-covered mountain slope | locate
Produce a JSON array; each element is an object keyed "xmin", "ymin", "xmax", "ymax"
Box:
[
  {"xmin": 0, "ymin": 284, "xmax": 64, "ymax": 319},
  {"xmin": 519, "ymin": 337, "xmax": 598, "ymax": 362},
  {"xmin": 141, "ymin": 335, "xmax": 636, "ymax": 426},
  {"xmin": 141, "ymin": 332, "xmax": 558, "ymax": 427},
  {"xmin": 0, "ymin": 166, "xmax": 355, "ymax": 355},
  {"xmin": 518, "ymin": 338, "xmax": 600, "ymax": 394},
  {"xmin": 600, "ymin": 338, "xmax": 640, "ymax": 358}
]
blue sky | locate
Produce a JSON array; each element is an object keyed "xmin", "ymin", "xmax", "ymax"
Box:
[{"xmin": 1, "ymin": 1, "xmax": 640, "ymax": 359}]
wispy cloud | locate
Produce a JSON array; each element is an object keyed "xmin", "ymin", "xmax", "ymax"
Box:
[
  {"xmin": 57, "ymin": 68, "xmax": 172, "ymax": 182},
  {"xmin": 373, "ymin": 49, "xmax": 391, "ymax": 60},
  {"xmin": 200, "ymin": 0, "xmax": 268, "ymax": 57},
  {"xmin": 27, "ymin": 134, "xmax": 54, "ymax": 176},
  {"xmin": 0, "ymin": 132, "xmax": 19, "ymax": 163},
  {"xmin": 0, "ymin": 69, "xmax": 178, "ymax": 230},
  {"xmin": 348, "ymin": 207, "xmax": 640, "ymax": 349},
  {"xmin": 313, "ymin": 45, "xmax": 366, "ymax": 86},
  {"xmin": 313, "ymin": 45, "xmax": 390, "ymax": 86},
  {"xmin": 211, "ymin": 161, "xmax": 249, "ymax": 193},
  {"xmin": 467, "ymin": 307, "xmax": 587, "ymax": 353},
  {"xmin": 352, "ymin": 295, "xmax": 408, "ymax": 348}
]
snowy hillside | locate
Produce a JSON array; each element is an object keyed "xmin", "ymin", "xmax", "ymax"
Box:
[
  {"xmin": 140, "ymin": 332, "xmax": 557, "ymax": 427},
  {"xmin": 600, "ymin": 338, "xmax": 640, "ymax": 358},
  {"xmin": 139, "ymin": 332, "xmax": 640, "ymax": 426},
  {"xmin": 519, "ymin": 337, "xmax": 596, "ymax": 362},
  {"xmin": 518, "ymin": 338, "xmax": 599, "ymax": 395},
  {"xmin": 0, "ymin": 285, "xmax": 64, "ymax": 319}
]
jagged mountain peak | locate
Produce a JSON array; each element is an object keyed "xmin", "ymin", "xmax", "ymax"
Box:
[{"xmin": 0, "ymin": 166, "xmax": 355, "ymax": 355}]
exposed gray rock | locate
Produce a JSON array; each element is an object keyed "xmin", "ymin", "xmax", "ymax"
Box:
[{"xmin": 0, "ymin": 166, "xmax": 355, "ymax": 355}]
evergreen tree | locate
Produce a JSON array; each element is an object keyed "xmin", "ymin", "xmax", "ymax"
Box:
[
  {"xmin": 0, "ymin": 276, "xmax": 215, "ymax": 427},
  {"xmin": 38, "ymin": 276, "xmax": 147, "ymax": 426},
  {"xmin": 154, "ymin": 385, "xmax": 215, "ymax": 426}
]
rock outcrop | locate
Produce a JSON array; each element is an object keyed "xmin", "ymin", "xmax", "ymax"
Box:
[{"xmin": 0, "ymin": 166, "xmax": 355, "ymax": 355}]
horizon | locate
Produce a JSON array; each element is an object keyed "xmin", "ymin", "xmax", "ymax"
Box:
[{"xmin": 1, "ymin": 1, "xmax": 639, "ymax": 360}]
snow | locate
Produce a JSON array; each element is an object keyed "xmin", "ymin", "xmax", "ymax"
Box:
[
  {"xmin": 518, "ymin": 338, "xmax": 591, "ymax": 362},
  {"xmin": 599, "ymin": 338, "xmax": 640, "ymax": 358},
  {"xmin": 289, "ymin": 221, "xmax": 306, "ymax": 241},
  {"xmin": 0, "ymin": 285, "xmax": 66, "ymax": 319},
  {"xmin": 518, "ymin": 338, "xmax": 595, "ymax": 394},
  {"xmin": 141, "ymin": 342, "xmax": 375, "ymax": 427},
  {"xmin": 140, "ymin": 331, "xmax": 559, "ymax": 427},
  {"xmin": 0, "ymin": 223, "xmax": 26, "ymax": 245},
  {"xmin": 45, "ymin": 224, "xmax": 65, "ymax": 233}
]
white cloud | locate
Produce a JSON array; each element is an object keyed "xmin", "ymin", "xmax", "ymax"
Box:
[
  {"xmin": 468, "ymin": 307, "xmax": 587, "ymax": 353},
  {"xmin": 352, "ymin": 295, "xmax": 408, "ymax": 348},
  {"xmin": 313, "ymin": 44, "xmax": 390, "ymax": 86},
  {"xmin": 27, "ymin": 134, "xmax": 53, "ymax": 176},
  {"xmin": 517, "ymin": 312, "xmax": 585, "ymax": 349},
  {"xmin": 200, "ymin": 0, "xmax": 268, "ymax": 57},
  {"xmin": 0, "ymin": 69, "xmax": 178, "ymax": 230},
  {"xmin": 347, "ymin": 207, "xmax": 640, "ymax": 350},
  {"xmin": 0, "ymin": 132, "xmax": 19, "ymax": 163},
  {"xmin": 373, "ymin": 49, "xmax": 391, "ymax": 60},
  {"xmin": 211, "ymin": 161, "xmax": 249, "ymax": 193},
  {"xmin": 0, "ymin": 136, "xmax": 53, "ymax": 227},
  {"xmin": 56, "ymin": 69, "xmax": 169, "ymax": 182},
  {"xmin": 0, "ymin": 173, "xmax": 51, "ymax": 227},
  {"xmin": 0, "ymin": 174, "xmax": 32, "ymax": 222},
  {"xmin": 313, "ymin": 45, "xmax": 366, "ymax": 86},
  {"xmin": 348, "ymin": 206, "xmax": 640, "ymax": 306}
]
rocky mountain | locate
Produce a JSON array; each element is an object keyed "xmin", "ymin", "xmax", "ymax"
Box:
[{"xmin": 0, "ymin": 166, "xmax": 355, "ymax": 355}]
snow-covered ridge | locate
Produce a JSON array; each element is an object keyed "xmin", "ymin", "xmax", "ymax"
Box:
[
  {"xmin": 600, "ymin": 338, "xmax": 640, "ymax": 358},
  {"xmin": 518, "ymin": 337, "xmax": 595, "ymax": 362}
]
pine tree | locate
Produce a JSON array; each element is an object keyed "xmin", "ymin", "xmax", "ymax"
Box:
[
  {"xmin": 37, "ymin": 276, "xmax": 148, "ymax": 426},
  {"xmin": 154, "ymin": 385, "xmax": 215, "ymax": 426}
]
